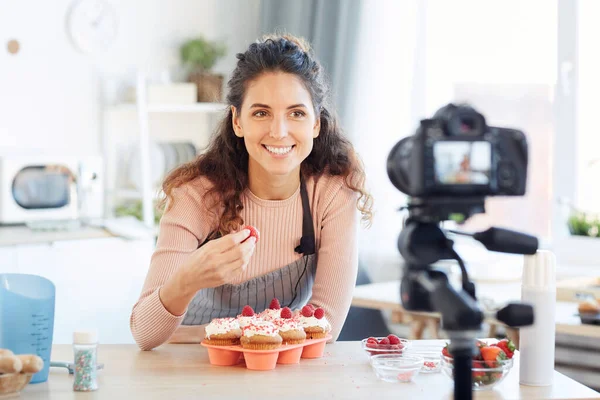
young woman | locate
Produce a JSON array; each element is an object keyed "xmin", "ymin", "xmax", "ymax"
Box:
[{"xmin": 130, "ymin": 34, "xmax": 372, "ymax": 350}]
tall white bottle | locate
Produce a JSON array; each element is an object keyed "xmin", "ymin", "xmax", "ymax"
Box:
[{"xmin": 519, "ymin": 250, "xmax": 556, "ymax": 386}]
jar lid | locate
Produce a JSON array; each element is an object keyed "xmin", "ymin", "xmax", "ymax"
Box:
[{"xmin": 73, "ymin": 330, "xmax": 98, "ymax": 344}]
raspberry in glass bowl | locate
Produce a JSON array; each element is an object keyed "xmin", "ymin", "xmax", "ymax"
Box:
[{"xmin": 361, "ymin": 335, "xmax": 411, "ymax": 356}]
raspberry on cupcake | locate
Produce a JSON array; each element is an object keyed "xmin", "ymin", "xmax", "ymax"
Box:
[
  {"xmin": 204, "ymin": 317, "xmax": 242, "ymax": 346},
  {"xmin": 237, "ymin": 305, "xmax": 258, "ymax": 329},
  {"xmin": 298, "ymin": 305, "xmax": 331, "ymax": 339},
  {"xmin": 273, "ymin": 306, "xmax": 306, "ymax": 345},
  {"xmin": 259, "ymin": 298, "xmax": 282, "ymax": 321},
  {"xmin": 240, "ymin": 320, "xmax": 283, "ymax": 350}
]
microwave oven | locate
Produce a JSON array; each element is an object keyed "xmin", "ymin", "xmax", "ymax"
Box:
[{"xmin": 0, "ymin": 155, "xmax": 104, "ymax": 224}]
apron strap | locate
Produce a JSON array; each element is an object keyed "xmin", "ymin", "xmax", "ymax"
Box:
[{"xmin": 294, "ymin": 176, "xmax": 316, "ymax": 255}]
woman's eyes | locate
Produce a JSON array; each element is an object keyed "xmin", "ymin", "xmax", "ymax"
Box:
[
  {"xmin": 253, "ymin": 110, "xmax": 268, "ymax": 118},
  {"xmin": 290, "ymin": 110, "xmax": 306, "ymax": 118},
  {"xmin": 251, "ymin": 110, "xmax": 306, "ymax": 118}
]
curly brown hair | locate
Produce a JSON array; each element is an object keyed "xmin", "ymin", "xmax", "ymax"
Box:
[{"xmin": 160, "ymin": 34, "xmax": 373, "ymax": 237}]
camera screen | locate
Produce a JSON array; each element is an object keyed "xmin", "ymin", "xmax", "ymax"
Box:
[{"xmin": 433, "ymin": 141, "xmax": 491, "ymax": 185}]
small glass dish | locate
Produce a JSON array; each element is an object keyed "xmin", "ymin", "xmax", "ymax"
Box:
[
  {"xmin": 404, "ymin": 345, "xmax": 443, "ymax": 373},
  {"xmin": 441, "ymin": 355, "xmax": 514, "ymax": 390},
  {"xmin": 370, "ymin": 354, "xmax": 424, "ymax": 383},
  {"xmin": 361, "ymin": 337, "xmax": 411, "ymax": 356}
]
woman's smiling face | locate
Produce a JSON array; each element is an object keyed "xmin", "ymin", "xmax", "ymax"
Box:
[{"xmin": 232, "ymin": 71, "xmax": 320, "ymax": 180}]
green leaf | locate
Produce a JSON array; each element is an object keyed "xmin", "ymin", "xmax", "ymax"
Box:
[{"xmin": 180, "ymin": 36, "xmax": 227, "ymax": 71}]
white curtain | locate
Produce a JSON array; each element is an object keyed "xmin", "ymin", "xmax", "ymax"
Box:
[{"xmin": 345, "ymin": 0, "xmax": 421, "ymax": 280}]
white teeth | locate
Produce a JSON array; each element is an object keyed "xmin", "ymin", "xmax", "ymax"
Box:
[{"xmin": 265, "ymin": 145, "xmax": 293, "ymax": 155}]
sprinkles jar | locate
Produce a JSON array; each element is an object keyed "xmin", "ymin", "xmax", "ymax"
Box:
[{"xmin": 73, "ymin": 331, "xmax": 99, "ymax": 392}]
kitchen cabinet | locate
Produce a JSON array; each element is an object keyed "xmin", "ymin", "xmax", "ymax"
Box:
[{"xmin": 7, "ymin": 237, "xmax": 154, "ymax": 344}]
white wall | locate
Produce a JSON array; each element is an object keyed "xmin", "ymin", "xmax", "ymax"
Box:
[{"xmin": 0, "ymin": 0, "xmax": 261, "ymax": 155}]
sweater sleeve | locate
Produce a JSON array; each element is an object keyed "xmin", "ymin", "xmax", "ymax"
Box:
[
  {"xmin": 309, "ymin": 178, "xmax": 359, "ymax": 342},
  {"xmin": 130, "ymin": 182, "xmax": 215, "ymax": 350}
]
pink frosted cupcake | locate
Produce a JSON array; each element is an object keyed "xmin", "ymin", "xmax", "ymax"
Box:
[
  {"xmin": 237, "ymin": 305, "xmax": 259, "ymax": 329},
  {"xmin": 259, "ymin": 298, "xmax": 282, "ymax": 321},
  {"xmin": 297, "ymin": 305, "xmax": 331, "ymax": 339},
  {"xmin": 240, "ymin": 320, "xmax": 282, "ymax": 350},
  {"xmin": 273, "ymin": 307, "xmax": 306, "ymax": 345},
  {"xmin": 204, "ymin": 317, "xmax": 242, "ymax": 346}
]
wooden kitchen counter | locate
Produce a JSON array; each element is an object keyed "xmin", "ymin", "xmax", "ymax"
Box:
[{"xmin": 17, "ymin": 342, "xmax": 600, "ymax": 400}]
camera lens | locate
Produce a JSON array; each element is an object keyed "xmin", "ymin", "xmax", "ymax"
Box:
[{"xmin": 387, "ymin": 137, "xmax": 413, "ymax": 195}]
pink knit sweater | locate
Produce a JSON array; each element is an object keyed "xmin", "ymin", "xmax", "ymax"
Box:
[{"xmin": 130, "ymin": 173, "xmax": 359, "ymax": 350}]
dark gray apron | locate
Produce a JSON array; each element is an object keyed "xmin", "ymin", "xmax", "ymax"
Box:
[{"xmin": 182, "ymin": 178, "xmax": 316, "ymax": 325}]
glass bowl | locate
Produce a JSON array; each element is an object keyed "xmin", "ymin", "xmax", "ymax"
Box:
[
  {"xmin": 404, "ymin": 345, "xmax": 444, "ymax": 373},
  {"xmin": 441, "ymin": 355, "xmax": 514, "ymax": 390},
  {"xmin": 360, "ymin": 337, "xmax": 411, "ymax": 356},
  {"xmin": 370, "ymin": 354, "xmax": 424, "ymax": 383}
]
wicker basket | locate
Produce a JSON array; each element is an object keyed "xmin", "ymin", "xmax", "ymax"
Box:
[
  {"xmin": 188, "ymin": 71, "xmax": 224, "ymax": 103},
  {"xmin": 0, "ymin": 373, "xmax": 33, "ymax": 397}
]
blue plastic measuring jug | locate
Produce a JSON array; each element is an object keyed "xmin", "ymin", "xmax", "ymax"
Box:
[{"xmin": 0, "ymin": 273, "xmax": 55, "ymax": 383}]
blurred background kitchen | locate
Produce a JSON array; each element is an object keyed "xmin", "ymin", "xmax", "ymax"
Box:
[{"xmin": 1, "ymin": 0, "xmax": 599, "ymax": 390}]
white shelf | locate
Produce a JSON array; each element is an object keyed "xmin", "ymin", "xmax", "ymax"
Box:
[
  {"xmin": 110, "ymin": 103, "xmax": 227, "ymax": 113},
  {"xmin": 103, "ymin": 73, "xmax": 222, "ymax": 229}
]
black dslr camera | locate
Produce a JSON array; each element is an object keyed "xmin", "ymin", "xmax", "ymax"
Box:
[
  {"xmin": 387, "ymin": 104, "xmax": 537, "ymax": 400},
  {"xmin": 387, "ymin": 104, "xmax": 528, "ymax": 221}
]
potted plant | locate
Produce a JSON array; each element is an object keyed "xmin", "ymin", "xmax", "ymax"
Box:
[
  {"xmin": 568, "ymin": 211, "xmax": 600, "ymax": 238},
  {"xmin": 180, "ymin": 36, "xmax": 226, "ymax": 103}
]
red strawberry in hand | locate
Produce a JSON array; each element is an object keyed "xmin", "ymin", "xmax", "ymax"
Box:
[
  {"xmin": 269, "ymin": 298, "xmax": 281, "ymax": 310},
  {"xmin": 301, "ymin": 305, "xmax": 314, "ymax": 317},
  {"xmin": 242, "ymin": 225, "xmax": 260, "ymax": 243},
  {"xmin": 280, "ymin": 307, "xmax": 292, "ymax": 319},
  {"xmin": 241, "ymin": 305, "xmax": 254, "ymax": 317},
  {"xmin": 492, "ymin": 338, "xmax": 516, "ymax": 359}
]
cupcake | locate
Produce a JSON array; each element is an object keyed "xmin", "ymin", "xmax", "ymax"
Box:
[
  {"xmin": 204, "ymin": 317, "xmax": 242, "ymax": 346},
  {"xmin": 240, "ymin": 320, "xmax": 283, "ymax": 350},
  {"xmin": 237, "ymin": 305, "xmax": 258, "ymax": 329},
  {"xmin": 274, "ymin": 307, "xmax": 306, "ymax": 345},
  {"xmin": 298, "ymin": 305, "xmax": 331, "ymax": 339},
  {"xmin": 259, "ymin": 298, "xmax": 282, "ymax": 321},
  {"xmin": 578, "ymin": 298, "xmax": 600, "ymax": 314}
]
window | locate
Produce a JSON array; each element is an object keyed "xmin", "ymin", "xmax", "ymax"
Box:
[
  {"xmin": 349, "ymin": 0, "xmax": 577, "ymax": 269},
  {"xmin": 577, "ymin": 0, "xmax": 600, "ymax": 216},
  {"xmin": 420, "ymin": 0, "xmax": 557, "ymax": 240}
]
